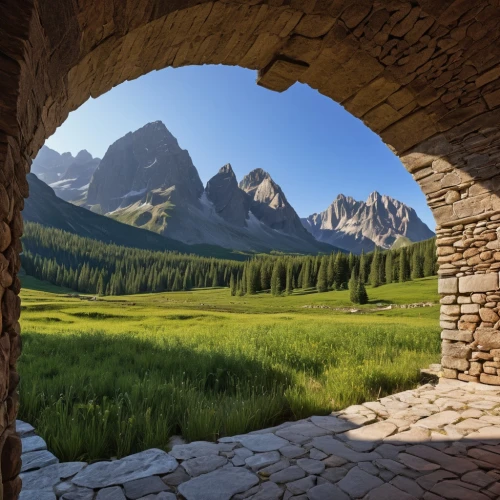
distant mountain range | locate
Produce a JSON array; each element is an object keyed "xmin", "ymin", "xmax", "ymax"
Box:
[
  {"xmin": 301, "ymin": 192, "xmax": 434, "ymax": 253},
  {"xmin": 30, "ymin": 121, "xmax": 434, "ymax": 254}
]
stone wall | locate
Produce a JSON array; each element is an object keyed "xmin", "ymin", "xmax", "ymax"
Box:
[
  {"xmin": 2, "ymin": 0, "xmax": 500, "ymax": 498},
  {"xmin": 437, "ymin": 216, "xmax": 500, "ymax": 384}
]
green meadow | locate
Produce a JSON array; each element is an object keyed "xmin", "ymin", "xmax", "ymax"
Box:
[{"xmin": 18, "ymin": 276, "xmax": 440, "ymax": 462}]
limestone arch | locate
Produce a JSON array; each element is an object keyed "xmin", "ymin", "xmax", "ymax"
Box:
[{"xmin": 2, "ymin": 0, "xmax": 500, "ymax": 497}]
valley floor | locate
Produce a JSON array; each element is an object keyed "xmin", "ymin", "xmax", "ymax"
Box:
[{"xmin": 19, "ymin": 277, "xmax": 440, "ymax": 462}]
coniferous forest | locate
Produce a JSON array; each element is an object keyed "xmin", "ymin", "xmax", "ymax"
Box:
[{"xmin": 22, "ymin": 222, "xmax": 437, "ymax": 301}]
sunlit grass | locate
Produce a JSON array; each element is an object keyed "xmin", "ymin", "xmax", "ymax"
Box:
[{"xmin": 19, "ymin": 276, "xmax": 440, "ymax": 461}]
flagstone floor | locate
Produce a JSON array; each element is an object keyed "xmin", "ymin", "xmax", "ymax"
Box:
[{"xmin": 19, "ymin": 378, "xmax": 500, "ymax": 500}]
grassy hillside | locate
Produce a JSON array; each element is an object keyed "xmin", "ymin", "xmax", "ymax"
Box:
[
  {"xmin": 19, "ymin": 276, "xmax": 440, "ymax": 461},
  {"xmin": 23, "ymin": 174, "xmax": 248, "ymax": 260}
]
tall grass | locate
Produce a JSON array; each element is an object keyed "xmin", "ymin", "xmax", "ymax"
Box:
[
  {"xmin": 18, "ymin": 277, "xmax": 440, "ymax": 461},
  {"xmin": 19, "ymin": 318, "xmax": 439, "ymax": 461}
]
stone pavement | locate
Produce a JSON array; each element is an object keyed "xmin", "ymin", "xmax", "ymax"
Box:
[{"xmin": 19, "ymin": 379, "xmax": 500, "ymax": 500}]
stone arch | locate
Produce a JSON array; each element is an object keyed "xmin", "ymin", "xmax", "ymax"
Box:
[{"xmin": 2, "ymin": 0, "xmax": 500, "ymax": 496}]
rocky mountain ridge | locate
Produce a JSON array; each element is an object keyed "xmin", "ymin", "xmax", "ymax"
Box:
[
  {"xmin": 84, "ymin": 121, "xmax": 329, "ymax": 254},
  {"xmin": 32, "ymin": 146, "xmax": 100, "ymax": 202},
  {"xmin": 32, "ymin": 121, "xmax": 434, "ymax": 254},
  {"xmin": 301, "ymin": 191, "xmax": 435, "ymax": 253}
]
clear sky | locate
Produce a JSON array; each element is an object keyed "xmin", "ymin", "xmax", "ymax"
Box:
[{"xmin": 45, "ymin": 65, "xmax": 435, "ymax": 229}]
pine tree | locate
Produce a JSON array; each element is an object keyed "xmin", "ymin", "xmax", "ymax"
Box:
[
  {"xmin": 285, "ymin": 261, "xmax": 293, "ymax": 295},
  {"xmin": 260, "ymin": 264, "xmax": 271, "ymax": 291},
  {"xmin": 399, "ymin": 248, "xmax": 410, "ymax": 282},
  {"xmin": 302, "ymin": 259, "xmax": 312, "ymax": 289},
  {"xmin": 385, "ymin": 251, "xmax": 393, "ymax": 284},
  {"xmin": 230, "ymin": 273, "xmax": 236, "ymax": 296},
  {"xmin": 423, "ymin": 243, "xmax": 435, "ymax": 277},
  {"xmin": 357, "ymin": 279, "xmax": 369, "ymax": 305},
  {"xmin": 327, "ymin": 253, "xmax": 335, "ymax": 289},
  {"xmin": 271, "ymin": 261, "xmax": 284, "ymax": 296},
  {"xmin": 246, "ymin": 262, "xmax": 258, "ymax": 295},
  {"xmin": 211, "ymin": 266, "xmax": 218, "ymax": 287},
  {"xmin": 182, "ymin": 268, "xmax": 192, "ymax": 291},
  {"xmin": 349, "ymin": 270, "xmax": 359, "ymax": 304},
  {"xmin": 369, "ymin": 248, "xmax": 381, "ymax": 288},
  {"xmin": 411, "ymin": 250, "xmax": 424, "ymax": 280},
  {"xmin": 316, "ymin": 257, "xmax": 328, "ymax": 293},
  {"xmin": 359, "ymin": 250, "xmax": 367, "ymax": 283},
  {"xmin": 97, "ymin": 273, "xmax": 105, "ymax": 296}
]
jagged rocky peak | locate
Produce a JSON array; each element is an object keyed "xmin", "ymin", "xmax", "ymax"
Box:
[
  {"xmin": 87, "ymin": 120, "xmax": 203, "ymax": 213},
  {"xmin": 302, "ymin": 191, "xmax": 435, "ymax": 253},
  {"xmin": 239, "ymin": 168, "xmax": 271, "ymax": 193},
  {"xmin": 366, "ymin": 190, "xmax": 381, "ymax": 205},
  {"xmin": 206, "ymin": 163, "xmax": 250, "ymax": 227},
  {"xmin": 218, "ymin": 163, "xmax": 235, "ymax": 176}
]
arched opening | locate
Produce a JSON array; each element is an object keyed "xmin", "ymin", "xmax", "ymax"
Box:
[{"xmin": 2, "ymin": 1, "xmax": 500, "ymax": 498}]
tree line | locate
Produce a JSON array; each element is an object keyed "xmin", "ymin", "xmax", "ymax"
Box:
[
  {"xmin": 21, "ymin": 222, "xmax": 437, "ymax": 300},
  {"xmin": 22, "ymin": 223, "xmax": 244, "ymax": 295},
  {"xmin": 230, "ymin": 238, "xmax": 436, "ymax": 303}
]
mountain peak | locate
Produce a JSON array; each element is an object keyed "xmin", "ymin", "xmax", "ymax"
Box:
[
  {"xmin": 218, "ymin": 163, "xmax": 235, "ymax": 176},
  {"xmin": 87, "ymin": 120, "xmax": 203, "ymax": 213},
  {"xmin": 366, "ymin": 191, "xmax": 381, "ymax": 205},
  {"xmin": 334, "ymin": 193, "xmax": 356, "ymax": 205},
  {"xmin": 74, "ymin": 149, "xmax": 93, "ymax": 164},
  {"xmin": 303, "ymin": 191, "xmax": 434, "ymax": 253},
  {"xmin": 239, "ymin": 168, "xmax": 272, "ymax": 192}
]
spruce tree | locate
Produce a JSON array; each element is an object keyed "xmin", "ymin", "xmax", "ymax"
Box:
[
  {"xmin": 349, "ymin": 270, "xmax": 359, "ymax": 304},
  {"xmin": 385, "ymin": 251, "xmax": 393, "ymax": 284},
  {"xmin": 327, "ymin": 253, "xmax": 335, "ymax": 289},
  {"xmin": 182, "ymin": 269, "xmax": 192, "ymax": 291},
  {"xmin": 359, "ymin": 250, "xmax": 367, "ymax": 283},
  {"xmin": 316, "ymin": 257, "xmax": 328, "ymax": 293},
  {"xmin": 411, "ymin": 250, "xmax": 424, "ymax": 280},
  {"xmin": 230, "ymin": 273, "xmax": 236, "ymax": 296},
  {"xmin": 285, "ymin": 261, "xmax": 293, "ymax": 295},
  {"xmin": 423, "ymin": 243, "xmax": 436, "ymax": 277},
  {"xmin": 369, "ymin": 248, "xmax": 381, "ymax": 288},
  {"xmin": 399, "ymin": 248, "xmax": 410, "ymax": 282},
  {"xmin": 302, "ymin": 259, "xmax": 312, "ymax": 289},
  {"xmin": 357, "ymin": 279, "xmax": 369, "ymax": 305},
  {"xmin": 271, "ymin": 261, "xmax": 283, "ymax": 296}
]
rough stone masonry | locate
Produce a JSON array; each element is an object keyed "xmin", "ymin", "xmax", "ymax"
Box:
[{"xmin": 3, "ymin": 0, "xmax": 500, "ymax": 498}]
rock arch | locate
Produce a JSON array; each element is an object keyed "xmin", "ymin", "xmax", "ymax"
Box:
[{"xmin": 2, "ymin": 0, "xmax": 500, "ymax": 496}]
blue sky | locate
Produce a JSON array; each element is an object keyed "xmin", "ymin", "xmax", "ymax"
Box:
[{"xmin": 45, "ymin": 65, "xmax": 434, "ymax": 229}]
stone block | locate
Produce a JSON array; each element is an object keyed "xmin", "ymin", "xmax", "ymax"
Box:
[
  {"xmin": 441, "ymin": 321, "xmax": 457, "ymax": 329},
  {"xmin": 442, "ymin": 368, "xmax": 458, "ymax": 379},
  {"xmin": 441, "ymin": 305, "xmax": 460, "ymax": 315},
  {"xmin": 441, "ymin": 356, "xmax": 469, "ymax": 371},
  {"xmin": 479, "ymin": 308, "xmax": 499, "ymax": 323},
  {"xmin": 461, "ymin": 303, "xmax": 479, "ymax": 314},
  {"xmin": 438, "ymin": 278, "xmax": 458, "ymax": 294},
  {"xmin": 257, "ymin": 57, "xmax": 309, "ymax": 93},
  {"xmin": 442, "ymin": 342, "xmax": 471, "ymax": 359},
  {"xmin": 469, "ymin": 362, "xmax": 482, "ymax": 376},
  {"xmin": 458, "ymin": 374, "xmax": 479, "ymax": 382},
  {"xmin": 459, "ymin": 274, "xmax": 498, "ymax": 293},
  {"xmin": 461, "ymin": 314, "xmax": 480, "ymax": 323},
  {"xmin": 441, "ymin": 330, "xmax": 473, "ymax": 342},
  {"xmin": 480, "ymin": 373, "xmax": 500, "ymax": 385},
  {"xmin": 471, "ymin": 293, "xmax": 487, "ymax": 304},
  {"xmin": 458, "ymin": 321, "xmax": 476, "ymax": 332},
  {"xmin": 475, "ymin": 329, "xmax": 500, "ymax": 350},
  {"xmin": 441, "ymin": 295, "xmax": 457, "ymax": 305}
]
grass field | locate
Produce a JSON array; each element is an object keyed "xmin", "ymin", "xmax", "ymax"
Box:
[{"xmin": 19, "ymin": 276, "xmax": 440, "ymax": 461}]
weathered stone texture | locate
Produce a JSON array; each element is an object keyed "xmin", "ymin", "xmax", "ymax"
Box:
[{"xmin": 2, "ymin": 0, "xmax": 500, "ymax": 497}]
